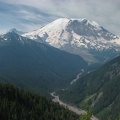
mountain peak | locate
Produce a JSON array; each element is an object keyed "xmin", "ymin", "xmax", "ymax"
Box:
[
  {"xmin": 6, "ymin": 31, "xmax": 19, "ymax": 37},
  {"xmin": 22, "ymin": 18, "xmax": 120, "ymax": 63},
  {"xmin": 9, "ymin": 28, "xmax": 18, "ymax": 32},
  {"xmin": 0, "ymin": 31, "xmax": 27, "ymax": 44},
  {"xmin": 66, "ymin": 18, "xmax": 101, "ymax": 31},
  {"xmin": 52, "ymin": 18, "xmax": 101, "ymax": 28},
  {"xmin": 9, "ymin": 28, "xmax": 25, "ymax": 35}
]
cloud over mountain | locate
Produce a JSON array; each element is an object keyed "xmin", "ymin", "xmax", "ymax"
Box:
[{"xmin": 0, "ymin": 0, "xmax": 120, "ymax": 35}]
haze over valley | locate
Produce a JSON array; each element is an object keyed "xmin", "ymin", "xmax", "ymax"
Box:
[{"xmin": 0, "ymin": 0, "xmax": 120, "ymax": 120}]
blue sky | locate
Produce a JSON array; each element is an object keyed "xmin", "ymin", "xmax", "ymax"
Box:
[{"xmin": 0, "ymin": 0, "xmax": 120, "ymax": 35}]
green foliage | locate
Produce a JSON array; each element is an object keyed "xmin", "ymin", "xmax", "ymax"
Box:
[
  {"xmin": 0, "ymin": 32, "xmax": 87, "ymax": 96},
  {"xmin": 0, "ymin": 83, "xmax": 79, "ymax": 120},
  {"xmin": 79, "ymin": 106, "xmax": 92, "ymax": 120},
  {"xmin": 58, "ymin": 56, "xmax": 120, "ymax": 120}
]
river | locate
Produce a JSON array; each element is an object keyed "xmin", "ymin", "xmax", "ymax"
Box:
[
  {"xmin": 51, "ymin": 70, "xmax": 98, "ymax": 120},
  {"xmin": 51, "ymin": 92, "xmax": 85, "ymax": 115},
  {"xmin": 51, "ymin": 92, "xmax": 98, "ymax": 120},
  {"xmin": 50, "ymin": 70, "xmax": 99, "ymax": 120},
  {"xmin": 71, "ymin": 69, "xmax": 84, "ymax": 85}
]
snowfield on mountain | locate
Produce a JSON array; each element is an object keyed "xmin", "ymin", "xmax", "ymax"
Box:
[{"xmin": 23, "ymin": 18, "xmax": 120, "ymax": 63}]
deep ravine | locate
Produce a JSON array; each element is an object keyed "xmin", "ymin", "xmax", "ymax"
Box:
[
  {"xmin": 50, "ymin": 71, "xmax": 99, "ymax": 120},
  {"xmin": 50, "ymin": 92, "xmax": 98, "ymax": 120}
]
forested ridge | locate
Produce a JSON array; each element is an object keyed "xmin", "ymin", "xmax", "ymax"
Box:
[
  {"xmin": 0, "ymin": 32, "xmax": 87, "ymax": 96},
  {"xmin": 58, "ymin": 56, "xmax": 120, "ymax": 120},
  {"xmin": 0, "ymin": 83, "xmax": 79, "ymax": 120}
]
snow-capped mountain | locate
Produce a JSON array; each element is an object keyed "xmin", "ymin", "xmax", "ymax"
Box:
[
  {"xmin": 0, "ymin": 31, "xmax": 28, "ymax": 45},
  {"xmin": 23, "ymin": 18, "xmax": 120, "ymax": 63},
  {"xmin": 9, "ymin": 28, "xmax": 26, "ymax": 35},
  {"xmin": 0, "ymin": 31, "xmax": 88, "ymax": 93}
]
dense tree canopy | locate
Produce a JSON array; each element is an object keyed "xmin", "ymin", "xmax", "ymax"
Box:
[{"xmin": 0, "ymin": 83, "xmax": 79, "ymax": 120}]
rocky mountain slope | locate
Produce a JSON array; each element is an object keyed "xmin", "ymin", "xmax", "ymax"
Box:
[
  {"xmin": 9, "ymin": 28, "xmax": 26, "ymax": 35},
  {"xmin": 58, "ymin": 55, "xmax": 120, "ymax": 120},
  {"xmin": 23, "ymin": 18, "xmax": 120, "ymax": 63},
  {"xmin": 0, "ymin": 31, "xmax": 87, "ymax": 95},
  {"xmin": 0, "ymin": 83, "xmax": 79, "ymax": 120}
]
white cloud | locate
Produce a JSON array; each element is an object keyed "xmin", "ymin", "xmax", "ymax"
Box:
[{"xmin": 0, "ymin": 0, "xmax": 120, "ymax": 35}]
